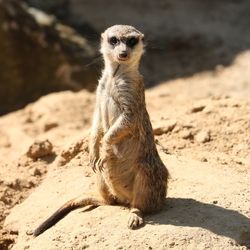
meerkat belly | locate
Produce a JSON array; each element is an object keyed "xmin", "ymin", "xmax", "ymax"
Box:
[
  {"xmin": 103, "ymin": 160, "xmax": 136, "ymax": 203},
  {"xmin": 102, "ymin": 94, "xmax": 140, "ymax": 202},
  {"xmin": 112, "ymin": 136, "xmax": 140, "ymax": 161},
  {"xmin": 109, "ymin": 95, "xmax": 141, "ymax": 158}
]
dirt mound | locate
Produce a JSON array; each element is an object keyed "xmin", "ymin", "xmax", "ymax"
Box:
[
  {"xmin": 0, "ymin": 90, "xmax": 94, "ymax": 249},
  {"xmin": 1, "ymin": 52, "xmax": 250, "ymax": 249}
]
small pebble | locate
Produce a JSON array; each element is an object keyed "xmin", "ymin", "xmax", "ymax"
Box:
[
  {"xmin": 26, "ymin": 139, "xmax": 53, "ymax": 159},
  {"xmin": 200, "ymin": 157, "xmax": 208, "ymax": 162},
  {"xmin": 190, "ymin": 104, "xmax": 206, "ymax": 113},
  {"xmin": 181, "ymin": 130, "xmax": 193, "ymax": 140},
  {"xmin": 169, "ymin": 242, "xmax": 175, "ymax": 248},
  {"xmin": 44, "ymin": 122, "xmax": 58, "ymax": 132},
  {"xmin": 153, "ymin": 121, "xmax": 176, "ymax": 136},
  {"xmin": 195, "ymin": 131, "xmax": 211, "ymax": 143},
  {"xmin": 33, "ymin": 168, "xmax": 42, "ymax": 176}
]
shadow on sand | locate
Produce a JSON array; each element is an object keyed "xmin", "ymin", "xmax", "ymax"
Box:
[{"xmin": 147, "ymin": 198, "xmax": 250, "ymax": 248}]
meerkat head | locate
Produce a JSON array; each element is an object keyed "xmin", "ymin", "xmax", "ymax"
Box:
[{"xmin": 100, "ymin": 25, "xmax": 144, "ymax": 66}]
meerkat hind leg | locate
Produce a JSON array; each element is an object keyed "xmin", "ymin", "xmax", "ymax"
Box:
[
  {"xmin": 97, "ymin": 173, "xmax": 118, "ymax": 205},
  {"xmin": 127, "ymin": 169, "xmax": 154, "ymax": 229}
]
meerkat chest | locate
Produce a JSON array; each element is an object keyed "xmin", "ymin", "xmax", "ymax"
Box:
[{"xmin": 101, "ymin": 82, "xmax": 121, "ymax": 130}]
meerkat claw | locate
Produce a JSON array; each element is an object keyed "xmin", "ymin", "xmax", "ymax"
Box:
[
  {"xmin": 128, "ymin": 212, "xmax": 144, "ymax": 229},
  {"xmin": 97, "ymin": 157, "xmax": 106, "ymax": 171},
  {"xmin": 90, "ymin": 157, "xmax": 98, "ymax": 172}
]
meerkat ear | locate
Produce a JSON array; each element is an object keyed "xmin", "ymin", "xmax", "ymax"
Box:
[
  {"xmin": 101, "ymin": 33, "xmax": 105, "ymax": 41},
  {"xmin": 140, "ymin": 34, "xmax": 144, "ymax": 42}
]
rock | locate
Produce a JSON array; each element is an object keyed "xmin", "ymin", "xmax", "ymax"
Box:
[
  {"xmin": 26, "ymin": 139, "xmax": 53, "ymax": 159},
  {"xmin": 4, "ymin": 178, "xmax": 34, "ymax": 190},
  {"xmin": 27, "ymin": 7, "xmax": 55, "ymax": 26},
  {"xmin": 200, "ymin": 157, "xmax": 208, "ymax": 162},
  {"xmin": 0, "ymin": 237, "xmax": 14, "ymax": 250},
  {"xmin": 57, "ymin": 138, "xmax": 87, "ymax": 166},
  {"xmin": 153, "ymin": 127, "xmax": 165, "ymax": 136},
  {"xmin": 169, "ymin": 242, "xmax": 175, "ymax": 247},
  {"xmin": 180, "ymin": 129, "xmax": 193, "ymax": 139},
  {"xmin": 43, "ymin": 121, "xmax": 59, "ymax": 132},
  {"xmin": 189, "ymin": 104, "xmax": 206, "ymax": 113},
  {"xmin": 195, "ymin": 131, "xmax": 211, "ymax": 143},
  {"xmin": 153, "ymin": 120, "xmax": 176, "ymax": 136},
  {"xmin": 235, "ymin": 159, "xmax": 243, "ymax": 165},
  {"xmin": 19, "ymin": 179, "xmax": 35, "ymax": 189},
  {"xmin": 177, "ymin": 143, "xmax": 186, "ymax": 149},
  {"xmin": 32, "ymin": 168, "xmax": 42, "ymax": 176},
  {"xmin": 25, "ymin": 0, "xmax": 69, "ymax": 18},
  {"xmin": 181, "ymin": 123, "xmax": 194, "ymax": 129},
  {"xmin": 4, "ymin": 179, "xmax": 21, "ymax": 190}
]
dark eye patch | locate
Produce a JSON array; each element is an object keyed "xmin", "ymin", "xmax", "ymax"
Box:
[
  {"xmin": 126, "ymin": 37, "xmax": 139, "ymax": 47},
  {"xmin": 109, "ymin": 36, "xmax": 119, "ymax": 45}
]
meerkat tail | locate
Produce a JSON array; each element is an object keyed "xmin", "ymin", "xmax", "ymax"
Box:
[{"xmin": 32, "ymin": 196, "xmax": 103, "ymax": 237}]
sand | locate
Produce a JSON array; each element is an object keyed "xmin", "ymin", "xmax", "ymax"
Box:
[{"xmin": 1, "ymin": 51, "xmax": 250, "ymax": 249}]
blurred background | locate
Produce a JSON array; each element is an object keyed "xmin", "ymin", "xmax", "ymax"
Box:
[
  {"xmin": 1, "ymin": 2, "xmax": 250, "ymax": 249},
  {"xmin": 1, "ymin": 0, "xmax": 250, "ymax": 115}
]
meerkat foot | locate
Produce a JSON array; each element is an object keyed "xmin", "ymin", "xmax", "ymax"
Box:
[{"xmin": 128, "ymin": 209, "xmax": 144, "ymax": 229}]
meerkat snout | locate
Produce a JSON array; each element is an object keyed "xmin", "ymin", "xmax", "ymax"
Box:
[
  {"xmin": 100, "ymin": 25, "xmax": 144, "ymax": 64},
  {"xmin": 118, "ymin": 51, "xmax": 128, "ymax": 60}
]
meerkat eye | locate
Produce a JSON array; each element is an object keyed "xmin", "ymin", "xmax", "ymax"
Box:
[
  {"xmin": 109, "ymin": 36, "xmax": 118, "ymax": 45},
  {"xmin": 127, "ymin": 37, "xmax": 139, "ymax": 47}
]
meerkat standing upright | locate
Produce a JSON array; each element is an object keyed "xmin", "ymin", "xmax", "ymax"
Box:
[{"xmin": 31, "ymin": 25, "xmax": 169, "ymax": 237}]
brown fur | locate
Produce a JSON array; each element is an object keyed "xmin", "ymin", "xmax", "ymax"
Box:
[{"xmin": 30, "ymin": 25, "xmax": 169, "ymax": 237}]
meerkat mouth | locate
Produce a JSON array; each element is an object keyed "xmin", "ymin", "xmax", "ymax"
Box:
[{"xmin": 117, "ymin": 56, "xmax": 129, "ymax": 62}]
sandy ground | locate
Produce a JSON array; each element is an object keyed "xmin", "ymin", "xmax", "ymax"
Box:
[{"xmin": 1, "ymin": 51, "xmax": 250, "ymax": 249}]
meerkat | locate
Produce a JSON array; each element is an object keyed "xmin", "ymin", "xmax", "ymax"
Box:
[{"xmin": 31, "ymin": 25, "xmax": 169, "ymax": 237}]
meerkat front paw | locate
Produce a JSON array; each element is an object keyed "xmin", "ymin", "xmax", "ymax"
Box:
[
  {"xmin": 96, "ymin": 156, "xmax": 107, "ymax": 171},
  {"xmin": 96, "ymin": 144, "xmax": 114, "ymax": 171},
  {"xmin": 89, "ymin": 147, "xmax": 99, "ymax": 172},
  {"xmin": 96, "ymin": 148, "xmax": 109, "ymax": 172}
]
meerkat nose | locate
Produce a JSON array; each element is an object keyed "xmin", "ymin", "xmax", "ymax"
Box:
[{"xmin": 119, "ymin": 52, "xmax": 128, "ymax": 58}]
